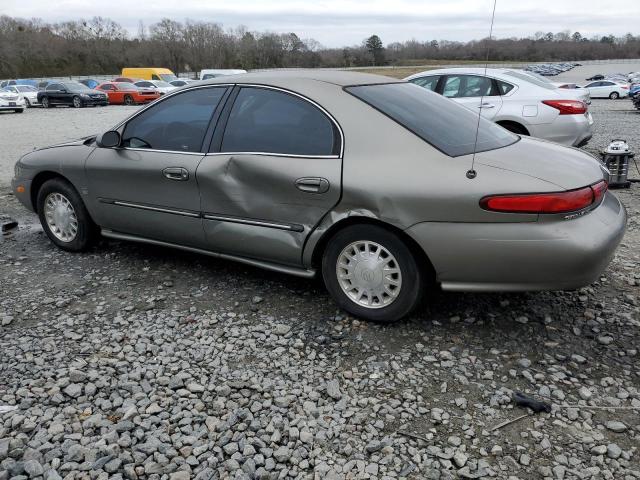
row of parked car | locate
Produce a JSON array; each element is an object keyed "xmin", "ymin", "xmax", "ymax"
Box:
[
  {"xmin": 524, "ymin": 62, "xmax": 580, "ymax": 76},
  {"xmin": 0, "ymin": 68, "xmax": 247, "ymax": 112}
]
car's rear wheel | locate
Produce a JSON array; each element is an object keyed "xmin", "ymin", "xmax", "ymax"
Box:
[
  {"xmin": 37, "ymin": 178, "xmax": 97, "ymax": 252},
  {"xmin": 609, "ymin": 92, "xmax": 619, "ymax": 100},
  {"xmin": 497, "ymin": 121, "xmax": 529, "ymax": 136},
  {"xmin": 322, "ymin": 224, "xmax": 424, "ymax": 322},
  {"xmin": 14, "ymin": 109, "xmax": 24, "ymax": 113},
  {"xmin": 124, "ymin": 95, "xmax": 134, "ymax": 105},
  {"xmin": 41, "ymin": 97, "xmax": 50, "ymax": 108},
  {"xmin": 72, "ymin": 96, "xmax": 83, "ymax": 108}
]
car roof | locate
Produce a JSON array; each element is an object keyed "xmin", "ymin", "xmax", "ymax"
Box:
[
  {"xmin": 200, "ymin": 70, "xmax": 402, "ymax": 88},
  {"xmin": 404, "ymin": 67, "xmax": 518, "ymax": 80}
]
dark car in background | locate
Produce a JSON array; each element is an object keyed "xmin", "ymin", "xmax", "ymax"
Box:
[{"xmin": 37, "ymin": 81, "xmax": 108, "ymax": 108}]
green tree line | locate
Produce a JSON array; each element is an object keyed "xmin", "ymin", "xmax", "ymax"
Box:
[{"xmin": 0, "ymin": 15, "xmax": 638, "ymax": 78}]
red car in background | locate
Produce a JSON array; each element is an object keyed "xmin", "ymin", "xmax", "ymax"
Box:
[{"xmin": 95, "ymin": 82, "xmax": 161, "ymax": 105}]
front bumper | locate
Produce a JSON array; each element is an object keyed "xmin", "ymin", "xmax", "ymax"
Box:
[
  {"xmin": 0, "ymin": 102, "xmax": 25, "ymax": 110},
  {"xmin": 406, "ymin": 192, "xmax": 627, "ymax": 292},
  {"xmin": 11, "ymin": 177, "xmax": 34, "ymax": 212}
]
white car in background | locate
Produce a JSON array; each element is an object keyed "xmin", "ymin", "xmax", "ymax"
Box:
[
  {"xmin": 405, "ymin": 68, "xmax": 593, "ymax": 147},
  {"xmin": 3, "ymin": 85, "xmax": 39, "ymax": 107},
  {"xmin": 581, "ymin": 80, "xmax": 629, "ymax": 99},
  {"xmin": 133, "ymin": 80, "xmax": 177, "ymax": 95},
  {"xmin": 0, "ymin": 89, "xmax": 26, "ymax": 113},
  {"xmin": 199, "ymin": 69, "xmax": 246, "ymax": 80}
]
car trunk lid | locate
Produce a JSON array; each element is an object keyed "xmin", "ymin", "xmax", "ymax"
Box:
[{"xmin": 475, "ymin": 136, "xmax": 606, "ymax": 190}]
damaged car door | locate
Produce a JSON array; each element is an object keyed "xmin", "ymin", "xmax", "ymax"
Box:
[{"xmin": 197, "ymin": 85, "xmax": 343, "ymax": 266}]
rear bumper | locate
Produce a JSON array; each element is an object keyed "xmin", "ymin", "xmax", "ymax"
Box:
[
  {"xmin": 528, "ymin": 113, "xmax": 593, "ymax": 147},
  {"xmin": 405, "ymin": 192, "xmax": 627, "ymax": 292}
]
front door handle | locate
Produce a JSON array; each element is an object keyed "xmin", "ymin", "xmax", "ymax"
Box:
[
  {"xmin": 163, "ymin": 167, "xmax": 189, "ymax": 181},
  {"xmin": 295, "ymin": 177, "xmax": 330, "ymax": 194},
  {"xmin": 478, "ymin": 102, "xmax": 495, "ymax": 109}
]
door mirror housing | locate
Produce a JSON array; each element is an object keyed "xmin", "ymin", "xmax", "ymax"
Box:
[{"xmin": 96, "ymin": 130, "xmax": 121, "ymax": 148}]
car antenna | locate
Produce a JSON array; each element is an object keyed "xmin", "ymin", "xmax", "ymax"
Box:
[{"xmin": 467, "ymin": 0, "xmax": 497, "ymax": 180}]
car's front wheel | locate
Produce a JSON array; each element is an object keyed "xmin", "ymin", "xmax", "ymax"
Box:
[
  {"xmin": 37, "ymin": 178, "xmax": 97, "ymax": 252},
  {"xmin": 14, "ymin": 109, "xmax": 24, "ymax": 113},
  {"xmin": 72, "ymin": 96, "xmax": 83, "ymax": 108},
  {"xmin": 322, "ymin": 224, "xmax": 424, "ymax": 322}
]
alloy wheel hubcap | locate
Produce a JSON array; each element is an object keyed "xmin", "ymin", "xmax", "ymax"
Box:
[
  {"xmin": 44, "ymin": 192, "xmax": 78, "ymax": 242},
  {"xmin": 336, "ymin": 240, "xmax": 402, "ymax": 309}
]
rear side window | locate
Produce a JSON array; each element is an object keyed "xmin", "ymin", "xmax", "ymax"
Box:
[
  {"xmin": 47, "ymin": 83, "xmax": 63, "ymax": 91},
  {"xmin": 497, "ymin": 80, "xmax": 514, "ymax": 95},
  {"xmin": 408, "ymin": 76, "xmax": 439, "ymax": 91},
  {"xmin": 122, "ymin": 87, "xmax": 226, "ymax": 152},
  {"xmin": 346, "ymin": 83, "xmax": 518, "ymax": 157},
  {"xmin": 220, "ymin": 87, "xmax": 338, "ymax": 156}
]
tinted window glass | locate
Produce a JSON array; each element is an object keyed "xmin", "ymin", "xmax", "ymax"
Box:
[
  {"xmin": 122, "ymin": 87, "xmax": 226, "ymax": 152},
  {"xmin": 409, "ymin": 76, "xmax": 439, "ymax": 91},
  {"xmin": 221, "ymin": 87, "xmax": 336, "ymax": 156},
  {"xmin": 346, "ymin": 83, "xmax": 518, "ymax": 157}
]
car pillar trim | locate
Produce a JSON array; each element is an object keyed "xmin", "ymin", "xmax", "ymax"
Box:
[
  {"xmin": 203, "ymin": 213, "xmax": 304, "ymax": 232},
  {"xmin": 101, "ymin": 230, "xmax": 317, "ymax": 278}
]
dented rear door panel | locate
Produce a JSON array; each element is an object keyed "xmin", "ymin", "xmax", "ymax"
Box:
[{"xmin": 196, "ymin": 153, "xmax": 342, "ymax": 266}]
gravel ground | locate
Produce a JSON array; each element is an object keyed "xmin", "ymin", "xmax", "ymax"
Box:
[{"xmin": 1, "ymin": 101, "xmax": 639, "ymax": 480}]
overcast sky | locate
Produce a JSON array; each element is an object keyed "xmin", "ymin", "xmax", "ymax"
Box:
[{"xmin": 4, "ymin": 0, "xmax": 638, "ymax": 47}]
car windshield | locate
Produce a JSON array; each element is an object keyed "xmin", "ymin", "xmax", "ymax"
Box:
[
  {"xmin": 346, "ymin": 82, "xmax": 518, "ymax": 157},
  {"xmin": 63, "ymin": 82, "xmax": 93, "ymax": 92},
  {"xmin": 506, "ymin": 71, "xmax": 555, "ymax": 90},
  {"xmin": 154, "ymin": 81, "xmax": 172, "ymax": 87},
  {"xmin": 158, "ymin": 74, "xmax": 177, "ymax": 82},
  {"xmin": 117, "ymin": 83, "xmax": 138, "ymax": 90},
  {"xmin": 16, "ymin": 85, "xmax": 37, "ymax": 92}
]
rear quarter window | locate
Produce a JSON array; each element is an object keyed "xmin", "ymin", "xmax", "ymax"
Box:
[{"xmin": 345, "ymin": 83, "xmax": 518, "ymax": 157}]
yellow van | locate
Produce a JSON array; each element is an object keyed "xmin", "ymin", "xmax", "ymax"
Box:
[{"xmin": 120, "ymin": 68, "xmax": 177, "ymax": 82}]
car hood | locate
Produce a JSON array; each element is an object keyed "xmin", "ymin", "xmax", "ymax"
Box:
[
  {"xmin": 475, "ymin": 136, "xmax": 606, "ymax": 190},
  {"xmin": 34, "ymin": 135, "xmax": 96, "ymax": 152}
]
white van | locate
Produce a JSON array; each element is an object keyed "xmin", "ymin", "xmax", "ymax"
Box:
[{"xmin": 199, "ymin": 69, "xmax": 247, "ymax": 80}]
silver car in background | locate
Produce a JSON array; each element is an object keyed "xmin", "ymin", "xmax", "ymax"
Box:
[
  {"xmin": 11, "ymin": 71, "xmax": 626, "ymax": 322},
  {"xmin": 405, "ymin": 67, "xmax": 593, "ymax": 147},
  {"xmin": 3, "ymin": 85, "xmax": 39, "ymax": 107}
]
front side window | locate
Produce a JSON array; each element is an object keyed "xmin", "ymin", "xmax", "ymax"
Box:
[
  {"xmin": 122, "ymin": 87, "xmax": 227, "ymax": 152},
  {"xmin": 409, "ymin": 76, "xmax": 439, "ymax": 91},
  {"xmin": 346, "ymin": 82, "xmax": 518, "ymax": 157},
  {"xmin": 47, "ymin": 83, "xmax": 63, "ymax": 91},
  {"xmin": 220, "ymin": 87, "xmax": 337, "ymax": 156}
]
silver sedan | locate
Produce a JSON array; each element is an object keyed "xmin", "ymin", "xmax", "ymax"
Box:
[{"xmin": 11, "ymin": 71, "xmax": 626, "ymax": 322}]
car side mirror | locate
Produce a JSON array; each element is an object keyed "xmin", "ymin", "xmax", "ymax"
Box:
[{"xmin": 96, "ymin": 131, "xmax": 121, "ymax": 148}]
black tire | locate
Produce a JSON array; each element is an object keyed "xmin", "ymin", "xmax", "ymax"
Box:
[
  {"xmin": 322, "ymin": 224, "xmax": 424, "ymax": 323},
  {"xmin": 36, "ymin": 178, "xmax": 97, "ymax": 252},
  {"xmin": 72, "ymin": 96, "xmax": 83, "ymax": 108},
  {"xmin": 124, "ymin": 95, "xmax": 134, "ymax": 106},
  {"xmin": 497, "ymin": 121, "xmax": 529, "ymax": 136},
  {"xmin": 41, "ymin": 96, "xmax": 50, "ymax": 108},
  {"xmin": 24, "ymin": 98, "xmax": 31, "ymax": 107},
  {"xmin": 14, "ymin": 109, "xmax": 23, "ymax": 114},
  {"xmin": 609, "ymin": 92, "xmax": 619, "ymax": 100}
]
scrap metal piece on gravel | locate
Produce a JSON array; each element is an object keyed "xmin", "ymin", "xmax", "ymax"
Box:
[
  {"xmin": 1, "ymin": 215, "xmax": 18, "ymax": 233},
  {"xmin": 513, "ymin": 392, "xmax": 552, "ymax": 413}
]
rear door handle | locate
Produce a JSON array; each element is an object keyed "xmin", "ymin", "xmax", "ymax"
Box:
[
  {"xmin": 163, "ymin": 167, "xmax": 189, "ymax": 181},
  {"xmin": 295, "ymin": 177, "xmax": 330, "ymax": 194}
]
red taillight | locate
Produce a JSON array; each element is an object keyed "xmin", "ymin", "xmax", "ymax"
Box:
[
  {"xmin": 621, "ymin": 85, "xmax": 629, "ymax": 90},
  {"xmin": 480, "ymin": 180, "xmax": 607, "ymax": 214},
  {"xmin": 542, "ymin": 99, "xmax": 587, "ymax": 115}
]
